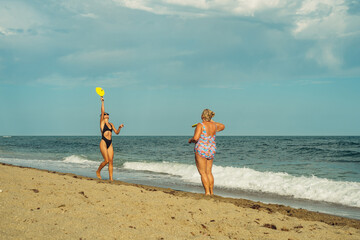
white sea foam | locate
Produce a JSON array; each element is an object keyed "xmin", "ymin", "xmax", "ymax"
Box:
[
  {"xmin": 123, "ymin": 161, "xmax": 360, "ymax": 208},
  {"xmin": 62, "ymin": 155, "xmax": 95, "ymax": 165}
]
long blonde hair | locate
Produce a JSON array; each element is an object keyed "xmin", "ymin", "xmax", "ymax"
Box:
[{"xmin": 201, "ymin": 109, "xmax": 215, "ymax": 121}]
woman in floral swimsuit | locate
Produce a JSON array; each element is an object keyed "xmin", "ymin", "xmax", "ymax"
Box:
[{"xmin": 189, "ymin": 109, "xmax": 225, "ymax": 195}]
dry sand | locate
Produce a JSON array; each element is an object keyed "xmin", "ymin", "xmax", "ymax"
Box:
[{"xmin": 1, "ymin": 163, "xmax": 359, "ymax": 239}]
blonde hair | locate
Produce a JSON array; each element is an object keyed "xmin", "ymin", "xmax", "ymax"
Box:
[{"xmin": 201, "ymin": 109, "xmax": 215, "ymax": 121}]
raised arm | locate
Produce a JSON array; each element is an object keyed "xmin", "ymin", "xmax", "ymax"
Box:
[
  {"xmin": 215, "ymin": 122, "xmax": 225, "ymax": 132},
  {"xmin": 100, "ymin": 96, "xmax": 105, "ymax": 122},
  {"xmin": 188, "ymin": 124, "xmax": 202, "ymax": 143}
]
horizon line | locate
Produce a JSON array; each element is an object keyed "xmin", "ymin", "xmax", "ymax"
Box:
[{"xmin": 2, "ymin": 135, "xmax": 360, "ymax": 137}]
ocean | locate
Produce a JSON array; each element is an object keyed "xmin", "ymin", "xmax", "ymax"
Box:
[{"xmin": 1, "ymin": 136, "xmax": 359, "ymax": 220}]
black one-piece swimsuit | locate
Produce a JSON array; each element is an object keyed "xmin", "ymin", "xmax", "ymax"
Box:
[{"xmin": 102, "ymin": 123, "xmax": 112, "ymax": 148}]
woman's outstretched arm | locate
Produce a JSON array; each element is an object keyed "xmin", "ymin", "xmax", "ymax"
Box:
[
  {"xmin": 215, "ymin": 122, "xmax": 225, "ymax": 132},
  {"xmin": 211, "ymin": 120, "xmax": 225, "ymax": 132},
  {"xmin": 112, "ymin": 123, "xmax": 124, "ymax": 135},
  {"xmin": 100, "ymin": 96, "xmax": 105, "ymax": 121}
]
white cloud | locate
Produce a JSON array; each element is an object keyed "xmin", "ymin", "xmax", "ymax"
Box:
[
  {"xmin": 230, "ymin": 0, "xmax": 284, "ymax": 16},
  {"xmin": 163, "ymin": 0, "xmax": 209, "ymax": 9},
  {"xmin": 80, "ymin": 13, "xmax": 98, "ymax": 19},
  {"xmin": 165, "ymin": 0, "xmax": 284, "ymax": 14},
  {"xmin": 111, "ymin": 0, "xmax": 285, "ymax": 17},
  {"xmin": 108, "ymin": 0, "xmax": 360, "ymax": 70},
  {"xmin": 109, "ymin": 0, "xmax": 207, "ymax": 17},
  {"xmin": 110, "ymin": 0, "xmax": 358, "ymax": 41},
  {"xmin": 0, "ymin": 26, "xmax": 15, "ymax": 36},
  {"xmin": 112, "ymin": 0, "xmax": 163, "ymax": 15},
  {"xmin": 0, "ymin": 1, "xmax": 46, "ymax": 36},
  {"xmin": 306, "ymin": 44, "xmax": 342, "ymax": 69},
  {"xmin": 291, "ymin": 0, "xmax": 360, "ymax": 69},
  {"xmin": 2, "ymin": 0, "xmax": 359, "ymax": 85},
  {"xmin": 293, "ymin": 0, "xmax": 349, "ymax": 39},
  {"xmin": 3, "ymin": 0, "xmax": 355, "ymax": 41}
]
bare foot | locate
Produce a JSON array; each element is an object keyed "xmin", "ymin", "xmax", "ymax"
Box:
[{"xmin": 96, "ymin": 171, "xmax": 102, "ymax": 179}]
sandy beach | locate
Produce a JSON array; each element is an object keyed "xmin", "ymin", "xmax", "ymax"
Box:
[{"xmin": 1, "ymin": 163, "xmax": 359, "ymax": 240}]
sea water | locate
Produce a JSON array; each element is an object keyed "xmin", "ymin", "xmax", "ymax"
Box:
[{"xmin": 1, "ymin": 136, "xmax": 359, "ymax": 219}]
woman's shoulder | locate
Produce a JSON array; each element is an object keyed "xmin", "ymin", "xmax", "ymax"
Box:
[
  {"xmin": 195, "ymin": 122, "xmax": 203, "ymax": 129},
  {"xmin": 205, "ymin": 121, "xmax": 217, "ymax": 129}
]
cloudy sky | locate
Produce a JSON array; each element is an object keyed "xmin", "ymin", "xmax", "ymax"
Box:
[{"xmin": 1, "ymin": 0, "xmax": 360, "ymax": 136}]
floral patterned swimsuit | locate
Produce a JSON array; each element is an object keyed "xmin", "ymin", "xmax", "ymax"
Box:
[{"xmin": 194, "ymin": 123, "xmax": 217, "ymax": 160}]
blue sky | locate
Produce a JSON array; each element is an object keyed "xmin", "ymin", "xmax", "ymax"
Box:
[{"xmin": 1, "ymin": 0, "xmax": 359, "ymax": 136}]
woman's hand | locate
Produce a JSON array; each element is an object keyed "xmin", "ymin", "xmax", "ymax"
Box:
[
  {"xmin": 188, "ymin": 138, "xmax": 195, "ymax": 144},
  {"xmin": 100, "ymin": 96, "xmax": 104, "ymax": 102},
  {"xmin": 113, "ymin": 124, "xmax": 124, "ymax": 135}
]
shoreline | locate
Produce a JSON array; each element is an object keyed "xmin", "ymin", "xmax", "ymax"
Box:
[{"xmin": 1, "ymin": 163, "xmax": 359, "ymax": 239}]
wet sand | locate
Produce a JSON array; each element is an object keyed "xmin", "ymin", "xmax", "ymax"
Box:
[{"xmin": 1, "ymin": 163, "xmax": 359, "ymax": 239}]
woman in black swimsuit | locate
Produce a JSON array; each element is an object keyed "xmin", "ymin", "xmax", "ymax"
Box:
[{"xmin": 96, "ymin": 96, "xmax": 124, "ymax": 181}]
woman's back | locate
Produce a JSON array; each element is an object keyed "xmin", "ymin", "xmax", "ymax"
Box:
[{"xmin": 202, "ymin": 121, "xmax": 217, "ymax": 137}]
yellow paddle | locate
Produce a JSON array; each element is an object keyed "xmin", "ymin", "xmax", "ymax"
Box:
[{"xmin": 96, "ymin": 87, "xmax": 105, "ymax": 97}]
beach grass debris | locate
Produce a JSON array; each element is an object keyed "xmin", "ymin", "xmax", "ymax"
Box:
[
  {"xmin": 78, "ymin": 191, "xmax": 88, "ymax": 198},
  {"xmin": 263, "ymin": 224, "xmax": 277, "ymax": 230},
  {"xmin": 266, "ymin": 207, "xmax": 273, "ymax": 213},
  {"xmin": 251, "ymin": 204, "xmax": 261, "ymax": 210}
]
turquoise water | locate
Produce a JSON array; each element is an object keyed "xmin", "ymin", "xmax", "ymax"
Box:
[{"xmin": 1, "ymin": 136, "xmax": 360, "ymax": 219}]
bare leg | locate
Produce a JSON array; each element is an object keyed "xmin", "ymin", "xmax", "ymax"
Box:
[
  {"xmin": 107, "ymin": 144, "xmax": 114, "ymax": 181},
  {"xmin": 206, "ymin": 159, "xmax": 214, "ymax": 195},
  {"xmin": 195, "ymin": 153, "xmax": 211, "ymax": 195},
  {"xmin": 97, "ymin": 140, "xmax": 110, "ymax": 179}
]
